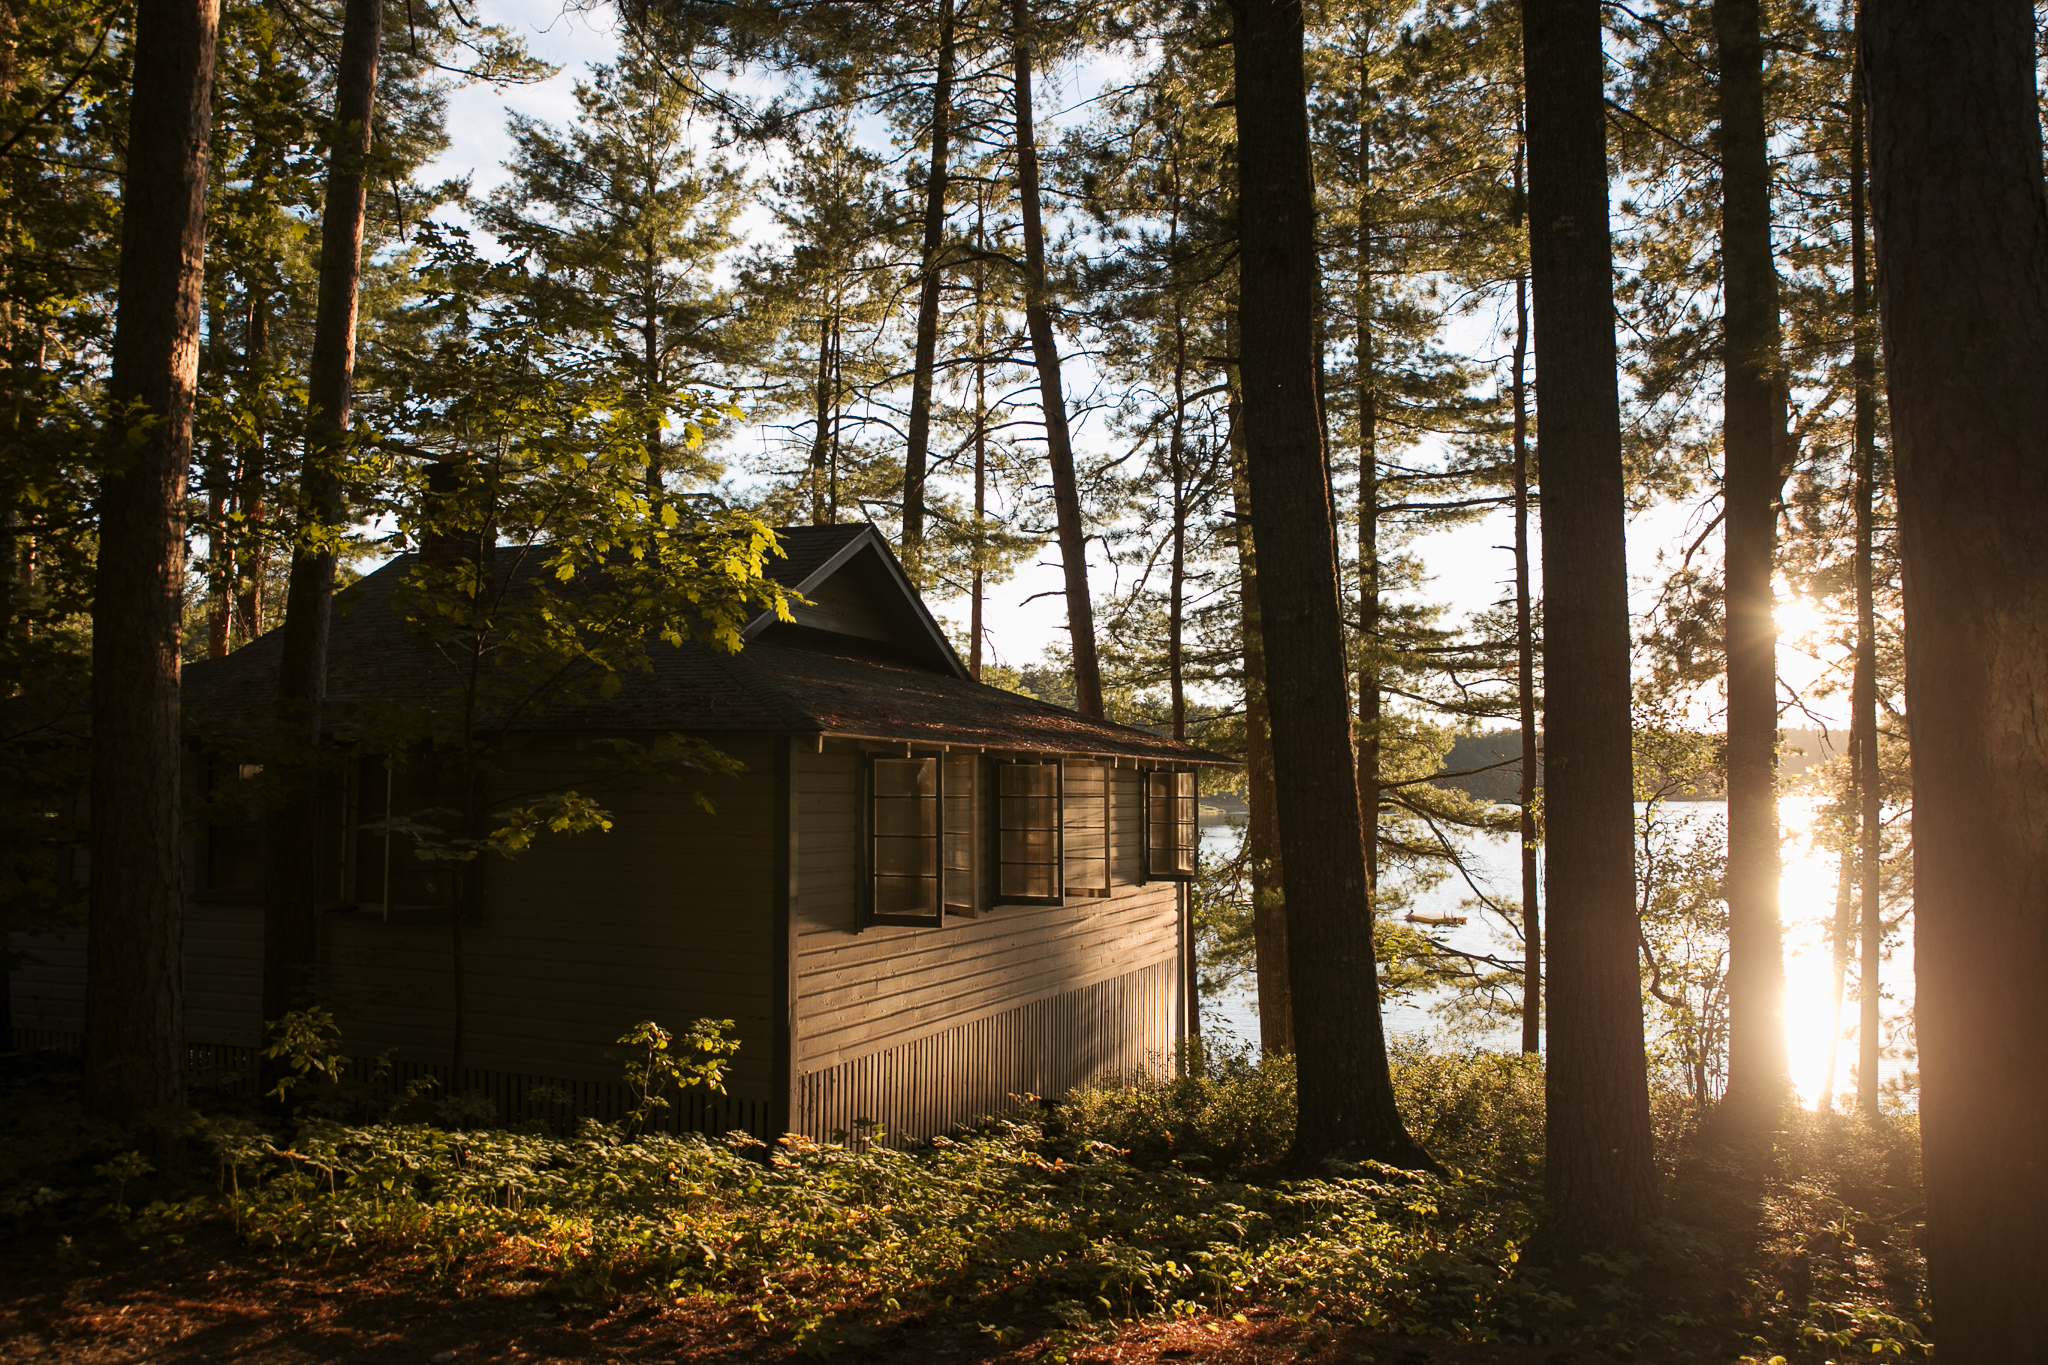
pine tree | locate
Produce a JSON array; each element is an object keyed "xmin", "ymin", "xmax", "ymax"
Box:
[{"xmin": 85, "ymin": 0, "xmax": 219, "ymax": 1122}]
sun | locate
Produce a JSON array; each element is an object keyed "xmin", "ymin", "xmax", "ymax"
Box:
[{"xmin": 1774, "ymin": 593, "xmax": 1831, "ymax": 650}]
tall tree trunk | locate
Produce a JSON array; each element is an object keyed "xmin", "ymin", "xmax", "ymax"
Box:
[
  {"xmin": 1230, "ymin": 395, "xmax": 1290, "ymax": 1055},
  {"xmin": 85, "ymin": 0, "xmax": 219, "ymax": 1123},
  {"xmin": 642, "ymin": 247, "xmax": 662, "ymax": 502},
  {"xmin": 1354, "ymin": 46, "xmax": 1381, "ymax": 890},
  {"xmin": 1513, "ymin": 255, "xmax": 1541, "ymax": 1058},
  {"xmin": 809, "ymin": 311, "xmax": 833, "ymax": 525},
  {"xmin": 1167, "ymin": 285, "xmax": 1188, "ymax": 741},
  {"xmin": 234, "ymin": 290, "xmax": 268, "ymax": 646},
  {"xmin": 1862, "ymin": 4, "xmax": 2048, "ymax": 1355},
  {"xmin": 261, "ymin": 0, "xmax": 381, "ymax": 1037},
  {"xmin": 970, "ymin": 212, "xmax": 988, "ymax": 677},
  {"xmin": 1817, "ymin": 811, "xmax": 1854, "ymax": 1113},
  {"xmin": 1715, "ymin": 0, "xmax": 1789, "ymax": 1136},
  {"xmin": 1521, "ymin": 0, "xmax": 1657, "ymax": 1241},
  {"xmin": 1232, "ymin": 0, "xmax": 1425, "ymax": 1167},
  {"xmin": 203, "ymin": 277, "xmax": 231, "ymax": 659},
  {"xmin": 1848, "ymin": 53, "xmax": 1884, "ymax": 1120},
  {"xmin": 1012, "ymin": 0, "xmax": 1102, "ymax": 718},
  {"xmin": 901, "ymin": 0, "xmax": 955, "ymax": 563}
]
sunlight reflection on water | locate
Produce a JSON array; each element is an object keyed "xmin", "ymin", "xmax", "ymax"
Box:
[{"xmin": 1195, "ymin": 796, "xmax": 1913, "ymax": 1111}]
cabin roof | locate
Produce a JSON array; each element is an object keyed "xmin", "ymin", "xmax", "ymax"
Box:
[{"xmin": 184, "ymin": 524, "xmax": 1227, "ymax": 765}]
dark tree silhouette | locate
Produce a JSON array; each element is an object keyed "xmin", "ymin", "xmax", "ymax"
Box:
[
  {"xmin": 1520, "ymin": 0, "xmax": 1657, "ymax": 1242},
  {"xmin": 262, "ymin": 0, "xmax": 383, "ymax": 1031},
  {"xmin": 1714, "ymin": 0, "xmax": 1789, "ymax": 1134},
  {"xmin": 1862, "ymin": 2, "xmax": 2048, "ymax": 1356},
  {"xmin": 85, "ymin": 0, "xmax": 220, "ymax": 1121},
  {"xmin": 1231, "ymin": 0, "xmax": 1425, "ymax": 1167}
]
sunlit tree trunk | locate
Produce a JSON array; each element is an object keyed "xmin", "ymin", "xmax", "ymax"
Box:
[
  {"xmin": 1512, "ymin": 247, "xmax": 1541, "ymax": 1058},
  {"xmin": 1849, "ymin": 52, "xmax": 1884, "ymax": 1120},
  {"xmin": 901, "ymin": 0, "xmax": 954, "ymax": 564},
  {"xmin": 1230, "ymin": 402, "xmax": 1291, "ymax": 1055},
  {"xmin": 1521, "ymin": 0, "xmax": 1657, "ymax": 1241},
  {"xmin": 1354, "ymin": 46, "xmax": 1381, "ymax": 890},
  {"xmin": 1862, "ymin": 3, "xmax": 2048, "ymax": 1354},
  {"xmin": 1715, "ymin": 0, "xmax": 1790, "ymax": 1136},
  {"xmin": 1012, "ymin": 0, "xmax": 1102, "ymax": 717},
  {"xmin": 1232, "ymin": 0, "xmax": 1425, "ymax": 1167},
  {"xmin": 86, "ymin": 0, "xmax": 219, "ymax": 1123}
]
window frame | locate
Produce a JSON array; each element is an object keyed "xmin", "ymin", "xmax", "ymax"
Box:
[
  {"xmin": 1144, "ymin": 769, "xmax": 1199, "ymax": 882},
  {"xmin": 990, "ymin": 758, "xmax": 1065, "ymax": 907},
  {"xmin": 861, "ymin": 750, "xmax": 949, "ymax": 928}
]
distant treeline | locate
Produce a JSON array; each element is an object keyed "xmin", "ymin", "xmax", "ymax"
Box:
[{"xmin": 1429, "ymin": 729, "xmax": 1843, "ymax": 805}]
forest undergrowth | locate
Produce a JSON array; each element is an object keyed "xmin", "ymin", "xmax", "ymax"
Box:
[{"xmin": 0, "ymin": 1044, "xmax": 1926, "ymax": 1363}]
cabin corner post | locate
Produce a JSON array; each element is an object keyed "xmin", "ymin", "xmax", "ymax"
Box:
[{"xmin": 770, "ymin": 733, "xmax": 797, "ymax": 1141}]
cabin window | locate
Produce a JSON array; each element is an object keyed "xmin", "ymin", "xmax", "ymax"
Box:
[
  {"xmin": 1060, "ymin": 760, "xmax": 1111, "ymax": 898},
  {"xmin": 994, "ymin": 760, "xmax": 1062, "ymax": 904},
  {"xmin": 354, "ymin": 755, "xmax": 454, "ymax": 916},
  {"xmin": 203, "ymin": 762, "xmax": 264, "ymax": 893},
  {"xmin": 1146, "ymin": 770, "xmax": 1197, "ymax": 880},
  {"xmin": 868, "ymin": 755, "xmax": 941, "ymax": 921}
]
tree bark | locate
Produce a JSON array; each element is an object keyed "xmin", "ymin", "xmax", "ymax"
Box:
[
  {"xmin": 1354, "ymin": 49, "xmax": 1381, "ymax": 890},
  {"xmin": 1714, "ymin": 0, "xmax": 1789, "ymax": 1136},
  {"xmin": 1848, "ymin": 54, "xmax": 1883, "ymax": 1119},
  {"xmin": 900, "ymin": 0, "xmax": 954, "ymax": 562},
  {"xmin": 261, "ymin": 0, "xmax": 382, "ymax": 1036},
  {"xmin": 1521, "ymin": 0, "xmax": 1657, "ymax": 1242},
  {"xmin": 1512, "ymin": 256, "xmax": 1541, "ymax": 1058},
  {"xmin": 234, "ymin": 290, "xmax": 268, "ymax": 646},
  {"xmin": 1862, "ymin": 3, "xmax": 2048, "ymax": 1355},
  {"xmin": 1012, "ymin": 0, "xmax": 1102, "ymax": 718},
  {"xmin": 1232, "ymin": 0, "xmax": 1424, "ymax": 1167},
  {"xmin": 85, "ymin": 0, "xmax": 219, "ymax": 1123},
  {"xmin": 1230, "ymin": 403, "xmax": 1291, "ymax": 1055}
]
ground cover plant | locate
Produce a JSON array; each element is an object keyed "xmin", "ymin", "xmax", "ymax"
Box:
[{"xmin": 0, "ymin": 1041, "xmax": 1926, "ymax": 1364}]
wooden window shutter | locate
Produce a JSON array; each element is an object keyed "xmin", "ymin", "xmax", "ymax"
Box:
[
  {"xmin": 942, "ymin": 753, "xmax": 979, "ymax": 916},
  {"xmin": 1061, "ymin": 759, "xmax": 1111, "ymax": 898},
  {"xmin": 1145, "ymin": 770, "xmax": 1197, "ymax": 880},
  {"xmin": 993, "ymin": 760, "xmax": 1062, "ymax": 904}
]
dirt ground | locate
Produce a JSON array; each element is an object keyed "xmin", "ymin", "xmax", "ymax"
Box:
[{"xmin": 0, "ymin": 1231, "xmax": 1639, "ymax": 1365}]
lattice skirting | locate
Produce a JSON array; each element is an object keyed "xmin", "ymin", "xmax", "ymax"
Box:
[{"xmin": 795, "ymin": 957, "xmax": 1176, "ymax": 1146}]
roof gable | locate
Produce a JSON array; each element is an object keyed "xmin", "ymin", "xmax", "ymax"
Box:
[{"xmin": 746, "ymin": 525, "xmax": 967, "ymax": 678}]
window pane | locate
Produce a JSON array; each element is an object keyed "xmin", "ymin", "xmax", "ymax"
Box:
[
  {"xmin": 875, "ymin": 757, "xmax": 936, "ymax": 797},
  {"xmin": 874, "ymin": 795, "xmax": 938, "ymax": 837},
  {"xmin": 1000, "ymin": 864, "xmax": 1055, "ymax": 898},
  {"xmin": 876, "ymin": 875, "xmax": 938, "ymax": 916},
  {"xmin": 875, "ymin": 835, "xmax": 937, "ymax": 877},
  {"xmin": 1000, "ymin": 763, "xmax": 1056, "ymax": 797},
  {"xmin": 1001, "ymin": 829, "xmax": 1057, "ymax": 863},
  {"xmin": 1001, "ymin": 795, "xmax": 1057, "ymax": 830}
]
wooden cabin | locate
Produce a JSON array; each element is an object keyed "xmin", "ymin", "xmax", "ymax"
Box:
[{"xmin": 7, "ymin": 524, "xmax": 1226, "ymax": 1142}]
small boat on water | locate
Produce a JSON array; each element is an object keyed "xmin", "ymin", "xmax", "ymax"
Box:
[{"xmin": 1404, "ymin": 911, "xmax": 1468, "ymax": 926}]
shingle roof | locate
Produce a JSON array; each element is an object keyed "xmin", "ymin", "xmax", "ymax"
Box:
[{"xmin": 183, "ymin": 529, "xmax": 1226, "ymax": 765}]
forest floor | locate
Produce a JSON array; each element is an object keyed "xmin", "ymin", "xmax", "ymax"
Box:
[
  {"xmin": 0, "ymin": 1048, "xmax": 1923, "ymax": 1365},
  {"xmin": 0, "ymin": 1230, "xmax": 1636, "ymax": 1365}
]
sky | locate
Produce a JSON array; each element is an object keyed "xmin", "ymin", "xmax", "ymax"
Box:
[{"xmin": 423, "ymin": 0, "xmax": 1849, "ymax": 731}]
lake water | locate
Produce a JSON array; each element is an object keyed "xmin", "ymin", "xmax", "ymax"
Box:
[{"xmin": 1195, "ymin": 797, "xmax": 1914, "ymax": 1109}]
